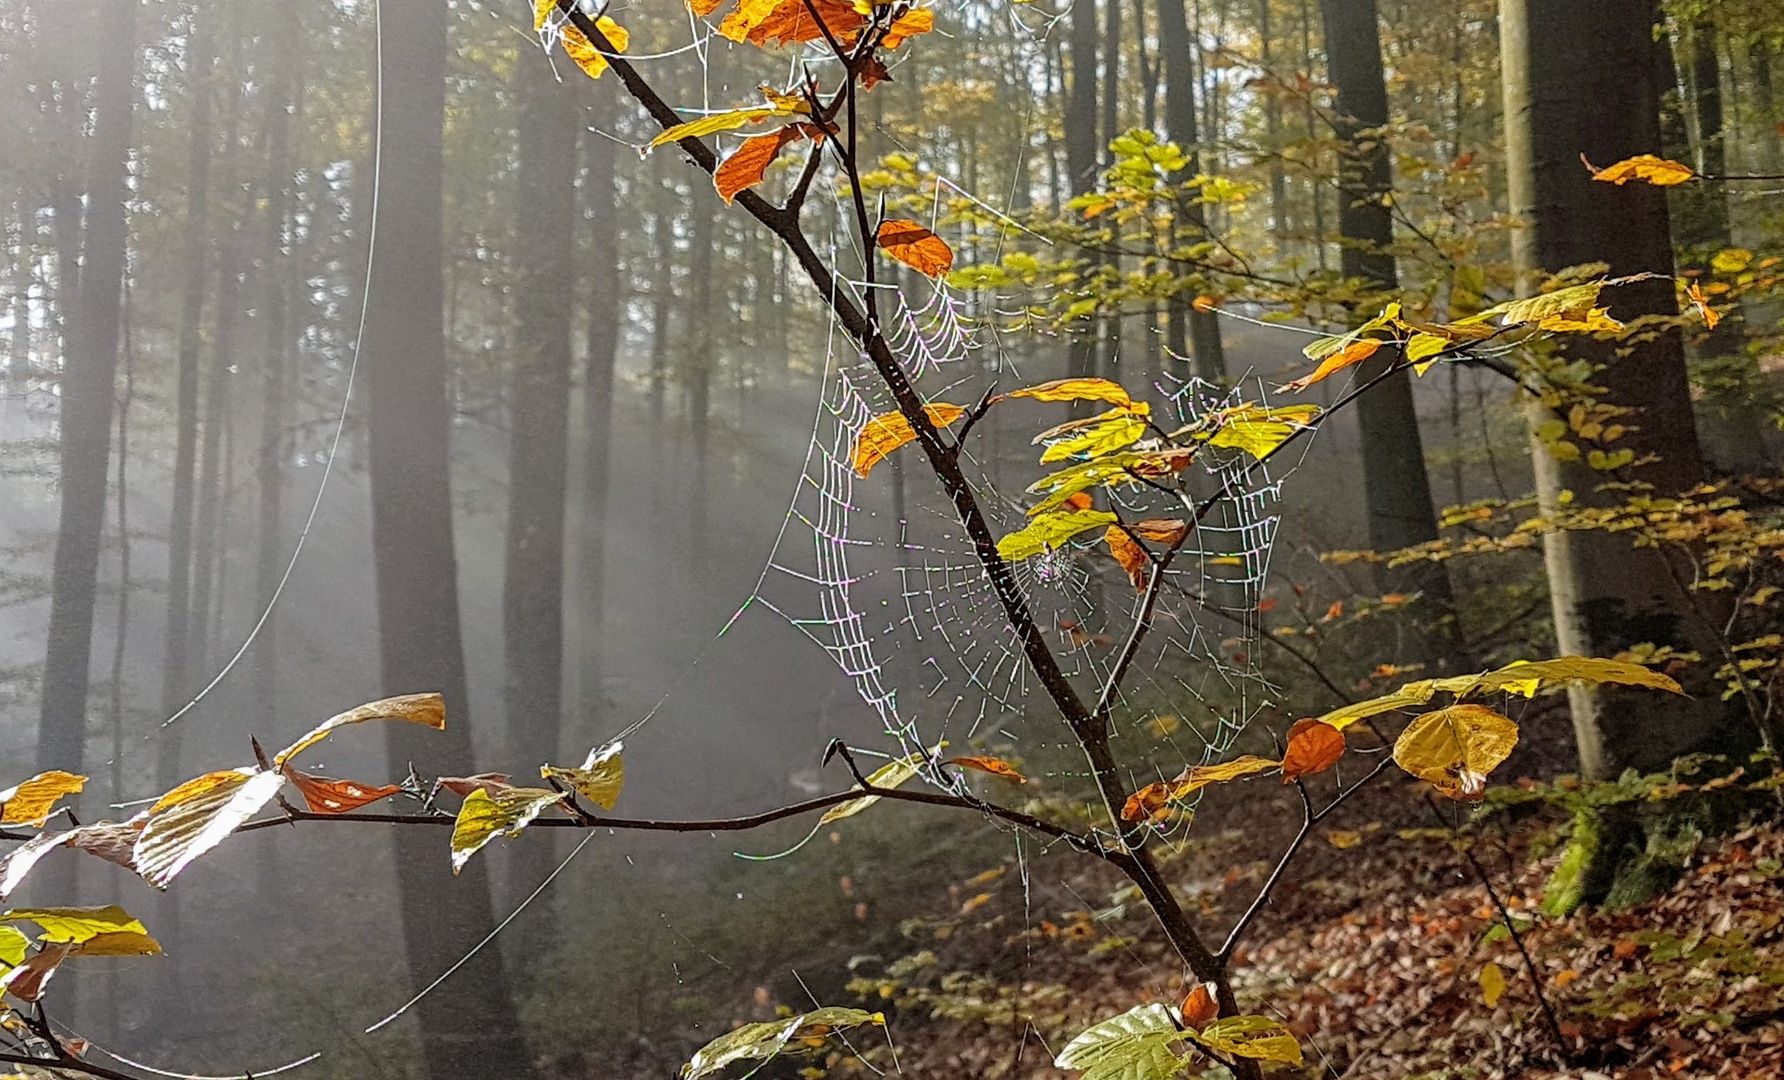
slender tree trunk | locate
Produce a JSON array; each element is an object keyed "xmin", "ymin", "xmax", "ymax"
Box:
[
  {"xmin": 35, "ymin": 0, "xmax": 136, "ymax": 872},
  {"xmin": 575, "ymin": 96, "xmax": 619, "ymax": 737},
  {"xmin": 688, "ymin": 196, "xmax": 714, "ymax": 541},
  {"xmin": 1155, "ymin": 0, "xmax": 1226, "ymax": 377},
  {"xmin": 1752, "ymin": 39, "xmax": 1780, "ymax": 176},
  {"xmin": 162, "ymin": 17, "xmax": 212, "ymax": 736},
  {"xmin": 1134, "ymin": 0, "xmax": 1158, "ymax": 133},
  {"xmin": 1258, "ymin": 0, "xmax": 1286, "ymax": 239},
  {"xmin": 1501, "ymin": 0, "xmax": 1719, "ymax": 778},
  {"xmin": 504, "ymin": 43, "xmax": 576, "ymax": 908},
  {"xmin": 8, "ymin": 201, "xmax": 30, "ymax": 382},
  {"xmin": 360, "ymin": 0, "xmax": 538, "ymax": 1073},
  {"xmin": 1318, "ymin": 0, "xmax": 1455, "ymax": 636},
  {"xmin": 1066, "ymin": 0, "xmax": 1101, "ymax": 388}
]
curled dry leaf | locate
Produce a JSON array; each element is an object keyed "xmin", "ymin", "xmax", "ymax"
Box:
[
  {"xmin": 1280, "ymin": 718, "xmax": 1346, "ymax": 783},
  {"xmin": 541, "ymin": 741, "xmax": 625, "ymax": 809},
  {"xmin": 1121, "ymin": 755, "xmax": 1282, "ymax": 821},
  {"xmin": 274, "ymin": 692, "xmax": 447, "ymax": 768},
  {"xmin": 1686, "ymin": 281, "xmax": 1720, "ymax": 330},
  {"xmin": 0, "ymin": 940, "xmax": 74, "ymax": 1002},
  {"xmin": 1393, "ymin": 704, "xmax": 1519, "ymax": 800},
  {"xmin": 0, "ymin": 820, "xmax": 144, "ymax": 900},
  {"xmin": 1179, "ymin": 981, "xmax": 1220, "ymax": 1029},
  {"xmin": 681, "ymin": 1007, "xmax": 884, "ymax": 1080},
  {"xmin": 947, "ymin": 756, "xmax": 1027, "ymax": 783},
  {"xmin": 1582, "ymin": 152, "xmax": 1696, "ymax": 186},
  {"xmin": 281, "ymin": 767, "xmax": 403, "ymax": 815},
  {"xmin": 434, "ymin": 773, "xmax": 514, "ymax": 799},
  {"xmin": 0, "ymin": 771, "xmax": 87, "ymax": 827},
  {"xmin": 820, "ymin": 748, "xmax": 938, "ymax": 826},
  {"xmin": 134, "ymin": 769, "xmax": 287, "ymax": 888},
  {"xmin": 876, "ymin": 219, "xmax": 953, "ymax": 277},
  {"xmin": 449, "ymin": 787, "xmax": 565, "ymax": 874},
  {"xmin": 1280, "ymin": 336, "xmax": 1382, "ymax": 393},
  {"xmin": 850, "ymin": 402, "xmax": 966, "ymax": 478},
  {"xmin": 1105, "ymin": 526, "xmax": 1150, "ymax": 591}
]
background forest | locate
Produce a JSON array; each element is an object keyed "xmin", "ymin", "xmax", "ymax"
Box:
[{"xmin": 2, "ymin": 0, "xmax": 1784, "ymax": 1077}]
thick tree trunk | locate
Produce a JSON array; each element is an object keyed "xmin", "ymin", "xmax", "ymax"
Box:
[
  {"xmin": 160, "ymin": 19, "xmax": 211, "ymax": 731},
  {"xmin": 1501, "ymin": 0, "xmax": 1718, "ymax": 778},
  {"xmin": 575, "ymin": 96, "xmax": 620, "ymax": 735},
  {"xmin": 503, "ymin": 43, "xmax": 576, "ymax": 906},
  {"xmin": 1155, "ymin": 0, "xmax": 1226, "ymax": 378},
  {"xmin": 35, "ymin": 0, "xmax": 136, "ymax": 857},
  {"xmin": 360, "ymin": 0, "xmax": 539, "ymax": 1074},
  {"xmin": 1318, "ymin": 0, "xmax": 1454, "ymax": 628}
]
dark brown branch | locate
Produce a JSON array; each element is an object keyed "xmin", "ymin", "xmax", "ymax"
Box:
[{"xmin": 0, "ymin": 1051, "xmax": 141, "ymax": 1080}]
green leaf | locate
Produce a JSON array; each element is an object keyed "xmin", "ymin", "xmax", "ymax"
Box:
[
  {"xmin": 1038, "ymin": 411, "xmax": 1150, "ymax": 463},
  {"xmin": 997, "ymin": 509, "xmax": 1120, "ymax": 561},
  {"xmin": 1191, "ymin": 1015, "xmax": 1303, "ymax": 1065},
  {"xmin": 449, "ymin": 786, "xmax": 565, "ymax": 874},
  {"xmin": 1025, "ymin": 454, "xmax": 1152, "ymax": 516},
  {"xmin": 681, "ymin": 1007, "xmax": 883, "ymax": 1080},
  {"xmin": 1054, "ymin": 1003, "xmax": 1191, "ymax": 1080}
]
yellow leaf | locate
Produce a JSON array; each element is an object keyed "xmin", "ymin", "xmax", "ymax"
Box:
[
  {"xmin": 66, "ymin": 930, "xmax": 162, "ymax": 956},
  {"xmin": 1488, "ymin": 276, "xmax": 1658, "ymax": 329},
  {"xmin": 450, "ymin": 787, "xmax": 565, "ymax": 874},
  {"xmin": 1406, "ymin": 333, "xmax": 1448, "ymax": 374},
  {"xmin": 1685, "ymin": 281, "xmax": 1720, "ymax": 330},
  {"xmin": 1440, "ymin": 656, "xmax": 1684, "ymax": 699},
  {"xmin": 1324, "ymin": 829, "xmax": 1362, "ymax": 849},
  {"xmin": 651, "ymin": 108, "xmax": 778, "ymax": 149},
  {"xmin": 1193, "ymin": 1016, "xmax": 1303, "ymax": 1065},
  {"xmin": 1302, "ymin": 302, "xmax": 1401, "ymax": 360},
  {"xmin": 1167, "ymin": 755, "xmax": 1280, "ymax": 799},
  {"xmin": 1281, "ymin": 336, "xmax": 1383, "ymax": 393},
  {"xmin": 1024, "ymin": 454, "xmax": 1152, "ymax": 515},
  {"xmin": 1199, "ymin": 404, "xmax": 1320, "ymax": 460},
  {"xmin": 1038, "ymin": 411, "xmax": 1149, "ymax": 463},
  {"xmin": 1313, "ymin": 682, "xmax": 1439, "ymax": 731},
  {"xmin": 820, "ymin": 748, "xmax": 937, "ymax": 825},
  {"xmin": 997, "ymin": 508, "xmax": 1119, "ymax": 561},
  {"xmin": 1393, "ymin": 704, "xmax": 1519, "ymax": 799},
  {"xmin": 1712, "ymin": 248, "xmax": 1753, "ymax": 274},
  {"xmin": 134, "ymin": 769, "xmax": 287, "ymax": 887},
  {"xmin": 1480, "ymin": 961, "xmax": 1506, "ymax": 1007},
  {"xmin": 0, "ymin": 771, "xmax": 86, "ymax": 827},
  {"xmin": 850, "ymin": 403, "xmax": 966, "ymax": 478},
  {"xmin": 1536, "ymin": 306, "xmax": 1623, "ymax": 334},
  {"xmin": 1004, "ymin": 377, "xmax": 1132, "ymax": 409},
  {"xmin": 879, "ymin": 5, "xmax": 933, "ymax": 47},
  {"xmin": 877, "ymin": 219, "xmax": 953, "ymax": 277},
  {"xmin": 1584, "ymin": 153, "xmax": 1696, "ymax": 186},
  {"xmin": 541, "ymin": 741, "xmax": 625, "ymax": 810},
  {"xmin": 0, "ymin": 925, "xmax": 25, "ymax": 967},
  {"xmin": 274, "ymin": 692, "xmax": 447, "ymax": 767},
  {"xmin": 683, "ymin": 1008, "xmax": 884, "ymax": 1080},
  {"xmin": 560, "ymin": 16, "xmax": 629, "ymax": 80},
  {"xmin": 0, "ymin": 905, "xmax": 148, "ymax": 944}
]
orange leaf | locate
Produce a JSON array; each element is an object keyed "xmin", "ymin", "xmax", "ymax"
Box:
[
  {"xmin": 720, "ymin": 0, "xmax": 866, "ymax": 47},
  {"xmin": 282, "ymin": 766, "xmax": 403, "ymax": 815},
  {"xmin": 1192, "ymin": 294, "xmax": 1221, "ymax": 313},
  {"xmin": 1281, "ymin": 718, "xmax": 1346, "ymax": 783},
  {"xmin": 1281, "ymin": 336, "xmax": 1383, "ymax": 392},
  {"xmin": 880, "ymin": 6, "xmax": 933, "ymax": 48},
  {"xmin": 1121, "ymin": 781, "xmax": 1174, "ymax": 823},
  {"xmin": 1180, "ymin": 981, "xmax": 1220, "ymax": 1029},
  {"xmin": 947, "ymin": 756, "xmax": 1027, "ymax": 783},
  {"xmin": 1581, "ymin": 153, "xmax": 1696, "ymax": 186},
  {"xmin": 1104, "ymin": 526, "xmax": 1150, "ymax": 591},
  {"xmin": 849, "ymin": 403, "xmax": 966, "ymax": 477},
  {"xmin": 1686, "ymin": 281, "xmax": 1720, "ymax": 330},
  {"xmin": 1322, "ymin": 600, "xmax": 1344, "ymax": 621},
  {"xmin": 1063, "ymin": 491, "xmax": 1094, "ymax": 511},
  {"xmin": 877, "ymin": 219, "xmax": 953, "ymax": 277},
  {"xmin": 960, "ymin": 891, "xmax": 992, "ymax": 914},
  {"xmin": 0, "ymin": 771, "xmax": 86, "ymax": 827},
  {"xmin": 714, "ymin": 127, "xmax": 805, "ymax": 203},
  {"xmin": 434, "ymin": 773, "xmax": 514, "ymax": 798},
  {"xmin": 862, "ymin": 55, "xmax": 892, "ymax": 90}
]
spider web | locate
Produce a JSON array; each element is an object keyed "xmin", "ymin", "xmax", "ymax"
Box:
[{"xmin": 748, "ymin": 279, "xmax": 1302, "ymax": 808}]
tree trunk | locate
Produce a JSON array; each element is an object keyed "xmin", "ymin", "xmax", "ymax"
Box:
[
  {"xmin": 1155, "ymin": 0, "xmax": 1226, "ymax": 378},
  {"xmin": 1752, "ymin": 39, "xmax": 1780, "ymax": 176},
  {"xmin": 504, "ymin": 43, "xmax": 576, "ymax": 907},
  {"xmin": 8, "ymin": 201, "xmax": 30, "ymax": 382},
  {"xmin": 360, "ymin": 0, "xmax": 539, "ymax": 1073},
  {"xmin": 1318, "ymin": 0, "xmax": 1455, "ymax": 629},
  {"xmin": 35, "ymin": 0, "xmax": 136, "ymax": 861},
  {"xmin": 1258, "ymin": 0, "xmax": 1286, "ymax": 239},
  {"xmin": 1501, "ymin": 0, "xmax": 1717, "ymax": 778},
  {"xmin": 576, "ymin": 96, "xmax": 620, "ymax": 736},
  {"xmin": 160, "ymin": 16, "xmax": 211, "ymax": 733}
]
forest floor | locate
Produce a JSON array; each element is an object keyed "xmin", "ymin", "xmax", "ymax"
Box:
[{"xmin": 833, "ymin": 726, "xmax": 1784, "ymax": 1079}]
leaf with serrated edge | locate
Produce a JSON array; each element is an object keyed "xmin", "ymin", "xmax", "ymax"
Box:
[
  {"xmin": 134, "ymin": 769, "xmax": 287, "ymax": 887},
  {"xmin": 0, "ymin": 772, "xmax": 86, "ymax": 827},
  {"xmin": 997, "ymin": 509, "xmax": 1120, "ymax": 561},
  {"xmin": 449, "ymin": 787, "xmax": 564, "ymax": 874},
  {"xmin": 1054, "ymin": 1003, "xmax": 1189, "ymax": 1080},
  {"xmin": 1005, "ymin": 378, "xmax": 1132, "ymax": 409},
  {"xmin": 682, "ymin": 1007, "xmax": 883, "ymax": 1080},
  {"xmin": 274, "ymin": 692, "xmax": 446, "ymax": 767},
  {"xmin": 542, "ymin": 741, "xmax": 624, "ymax": 809}
]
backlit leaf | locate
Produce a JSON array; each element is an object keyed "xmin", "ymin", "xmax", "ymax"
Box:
[
  {"xmin": 135, "ymin": 769, "xmax": 286, "ymax": 887},
  {"xmin": 0, "ymin": 905, "xmax": 148, "ymax": 943},
  {"xmin": 947, "ymin": 756, "xmax": 1026, "ymax": 783},
  {"xmin": 1025, "ymin": 451, "xmax": 1184, "ymax": 516},
  {"xmin": 879, "ymin": 5, "xmax": 933, "ymax": 47},
  {"xmin": 1039, "ymin": 411, "xmax": 1149, "ymax": 463},
  {"xmin": 1312, "ymin": 683, "xmax": 1440, "ymax": 732},
  {"xmin": 281, "ymin": 767, "xmax": 403, "ymax": 815},
  {"xmin": 716, "ymin": 0, "xmax": 867, "ymax": 47},
  {"xmin": 820, "ymin": 749, "xmax": 934, "ymax": 825},
  {"xmin": 1105, "ymin": 526, "xmax": 1150, "ymax": 591},
  {"xmin": 1479, "ymin": 961, "xmax": 1506, "ymax": 1007},
  {"xmin": 434, "ymin": 773, "xmax": 514, "ymax": 798},
  {"xmin": 1437, "ymin": 656, "xmax": 1684, "ymax": 699},
  {"xmin": 561, "ymin": 15, "xmax": 629, "ymax": 80},
  {"xmin": 1191, "ymin": 1015, "xmax": 1302, "ymax": 1064},
  {"xmin": 1005, "ymin": 378, "xmax": 1133, "ymax": 409},
  {"xmin": 1536, "ymin": 306, "xmax": 1623, "ymax": 334},
  {"xmin": 449, "ymin": 787, "xmax": 565, "ymax": 874},
  {"xmin": 1199, "ymin": 404, "xmax": 1320, "ymax": 460},
  {"xmin": 1, "ymin": 821, "xmax": 145, "ymax": 900},
  {"xmin": 1486, "ymin": 274, "xmax": 1661, "ymax": 329},
  {"xmin": 850, "ymin": 403, "xmax": 966, "ymax": 478},
  {"xmin": 1583, "ymin": 153, "xmax": 1696, "ymax": 186},
  {"xmin": 0, "ymin": 940, "xmax": 72, "ymax": 1001},
  {"xmin": 997, "ymin": 508, "xmax": 1120, "ymax": 561},
  {"xmin": 1301, "ymin": 302, "xmax": 1400, "ymax": 360},
  {"xmin": 683, "ymin": 1007, "xmax": 883, "ymax": 1080},
  {"xmin": 714, "ymin": 126, "xmax": 807, "ymax": 203},
  {"xmin": 1055, "ymin": 1003, "xmax": 1187, "ymax": 1080},
  {"xmin": 1393, "ymin": 704, "xmax": 1519, "ymax": 800},
  {"xmin": 877, "ymin": 219, "xmax": 953, "ymax": 277},
  {"xmin": 0, "ymin": 772, "xmax": 86, "ymax": 827},
  {"xmin": 1280, "ymin": 718, "xmax": 1346, "ymax": 783},
  {"xmin": 0, "ymin": 925, "xmax": 25, "ymax": 967},
  {"xmin": 651, "ymin": 108, "xmax": 779, "ymax": 149},
  {"xmin": 1281, "ymin": 337, "xmax": 1382, "ymax": 392},
  {"xmin": 1686, "ymin": 281, "xmax": 1720, "ymax": 330},
  {"xmin": 1406, "ymin": 332, "xmax": 1449, "ymax": 374},
  {"xmin": 1168, "ymin": 755, "xmax": 1280, "ymax": 798},
  {"xmin": 1179, "ymin": 981, "xmax": 1219, "ymax": 1029},
  {"xmin": 541, "ymin": 741, "xmax": 625, "ymax": 809},
  {"xmin": 274, "ymin": 692, "xmax": 446, "ymax": 767}
]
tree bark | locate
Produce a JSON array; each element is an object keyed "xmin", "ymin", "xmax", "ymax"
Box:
[
  {"xmin": 1155, "ymin": 0, "xmax": 1226, "ymax": 378},
  {"xmin": 1318, "ymin": 0, "xmax": 1454, "ymax": 626},
  {"xmin": 1501, "ymin": 0, "xmax": 1716, "ymax": 778},
  {"xmin": 360, "ymin": 0, "xmax": 539, "ymax": 1073},
  {"xmin": 504, "ymin": 42, "xmax": 577, "ymax": 907}
]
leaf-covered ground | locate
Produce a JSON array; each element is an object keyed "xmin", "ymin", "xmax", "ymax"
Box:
[{"xmin": 831, "ymin": 789, "xmax": 1784, "ymax": 1079}]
